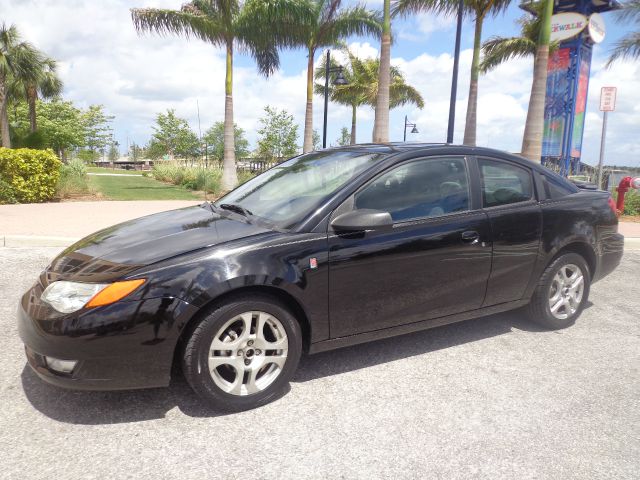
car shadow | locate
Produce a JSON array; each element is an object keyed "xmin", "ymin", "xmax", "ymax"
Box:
[{"xmin": 20, "ymin": 310, "xmax": 552, "ymax": 425}]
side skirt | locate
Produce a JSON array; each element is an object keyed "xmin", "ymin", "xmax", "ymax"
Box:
[{"xmin": 308, "ymin": 299, "xmax": 529, "ymax": 354}]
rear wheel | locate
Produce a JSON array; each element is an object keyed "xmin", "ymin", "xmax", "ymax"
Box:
[
  {"xmin": 182, "ymin": 294, "xmax": 302, "ymax": 411},
  {"xmin": 525, "ymin": 252, "xmax": 590, "ymax": 329}
]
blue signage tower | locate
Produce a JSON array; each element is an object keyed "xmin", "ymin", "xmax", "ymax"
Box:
[{"xmin": 522, "ymin": 0, "xmax": 619, "ymax": 176}]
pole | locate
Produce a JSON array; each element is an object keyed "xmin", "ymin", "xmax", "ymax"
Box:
[
  {"xmin": 323, "ymin": 50, "xmax": 330, "ymax": 149},
  {"xmin": 447, "ymin": 0, "xmax": 464, "ymax": 144},
  {"xmin": 404, "ymin": 115, "xmax": 407, "ymax": 142},
  {"xmin": 597, "ymin": 111, "xmax": 608, "ymax": 189}
]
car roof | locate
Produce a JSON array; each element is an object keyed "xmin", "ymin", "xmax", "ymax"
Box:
[{"xmin": 324, "ymin": 142, "xmax": 545, "ymax": 172}]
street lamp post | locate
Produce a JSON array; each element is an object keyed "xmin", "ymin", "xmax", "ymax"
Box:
[
  {"xmin": 447, "ymin": 0, "xmax": 464, "ymax": 144},
  {"xmin": 322, "ymin": 49, "xmax": 348, "ymax": 149},
  {"xmin": 404, "ymin": 116, "xmax": 418, "ymax": 142}
]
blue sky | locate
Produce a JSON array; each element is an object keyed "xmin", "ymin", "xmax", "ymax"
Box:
[{"xmin": 2, "ymin": 0, "xmax": 639, "ymax": 166}]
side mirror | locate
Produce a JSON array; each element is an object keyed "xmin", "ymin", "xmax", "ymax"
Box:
[{"xmin": 331, "ymin": 209, "xmax": 393, "ymax": 232}]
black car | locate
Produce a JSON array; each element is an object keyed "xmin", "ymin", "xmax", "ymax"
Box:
[{"xmin": 19, "ymin": 144, "xmax": 624, "ymax": 410}]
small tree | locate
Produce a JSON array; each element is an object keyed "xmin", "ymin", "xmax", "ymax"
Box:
[
  {"xmin": 82, "ymin": 105, "xmax": 113, "ymax": 160},
  {"xmin": 108, "ymin": 142, "xmax": 119, "ymax": 162},
  {"xmin": 149, "ymin": 109, "xmax": 199, "ymax": 160},
  {"xmin": 36, "ymin": 99, "xmax": 85, "ymax": 159},
  {"xmin": 256, "ymin": 105, "xmax": 299, "ymax": 160},
  {"xmin": 203, "ymin": 121, "xmax": 249, "ymax": 162},
  {"xmin": 312, "ymin": 129, "xmax": 321, "ymax": 150},
  {"xmin": 336, "ymin": 127, "xmax": 351, "ymax": 146}
]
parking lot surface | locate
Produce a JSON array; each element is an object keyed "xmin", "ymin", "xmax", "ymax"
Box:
[{"xmin": 1, "ymin": 248, "xmax": 638, "ymax": 479}]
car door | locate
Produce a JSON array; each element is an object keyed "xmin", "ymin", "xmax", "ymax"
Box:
[
  {"xmin": 327, "ymin": 155, "xmax": 493, "ymax": 338},
  {"xmin": 475, "ymin": 156, "xmax": 542, "ymax": 306}
]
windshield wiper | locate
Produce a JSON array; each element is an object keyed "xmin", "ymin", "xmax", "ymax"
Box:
[{"xmin": 219, "ymin": 203, "xmax": 253, "ymax": 218}]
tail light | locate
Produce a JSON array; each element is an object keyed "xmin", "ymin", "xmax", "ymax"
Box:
[{"xmin": 607, "ymin": 196, "xmax": 618, "ymax": 216}]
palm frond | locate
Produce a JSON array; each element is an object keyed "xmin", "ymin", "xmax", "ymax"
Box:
[
  {"xmin": 614, "ymin": 0, "xmax": 640, "ymax": 24},
  {"xmin": 131, "ymin": 8, "xmax": 228, "ymax": 46},
  {"xmin": 392, "ymin": 0, "xmax": 461, "ymax": 19},
  {"xmin": 606, "ymin": 32, "xmax": 640, "ymax": 67},
  {"xmin": 389, "ymin": 83, "xmax": 425, "ymax": 109},
  {"xmin": 479, "ymin": 36, "xmax": 536, "ymax": 73},
  {"xmin": 318, "ymin": 5, "xmax": 382, "ymax": 47}
]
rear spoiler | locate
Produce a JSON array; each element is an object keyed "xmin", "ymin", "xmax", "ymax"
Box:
[{"xmin": 569, "ymin": 179, "xmax": 598, "ymax": 190}]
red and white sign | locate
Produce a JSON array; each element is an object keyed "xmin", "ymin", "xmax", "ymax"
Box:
[{"xmin": 599, "ymin": 86, "xmax": 617, "ymax": 112}]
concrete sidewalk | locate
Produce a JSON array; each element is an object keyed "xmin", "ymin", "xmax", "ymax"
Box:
[
  {"xmin": 0, "ymin": 200, "xmax": 638, "ymax": 247},
  {"xmin": 0, "ymin": 201, "xmax": 201, "ymax": 246}
]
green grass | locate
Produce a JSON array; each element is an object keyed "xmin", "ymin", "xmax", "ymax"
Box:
[
  {"xmin": 86, "ymin": 166, "xmax": 145, "ymax": 175},
  {"xmin": 89, "ymin": 174, "xmax": 202, "ymax": 200}
]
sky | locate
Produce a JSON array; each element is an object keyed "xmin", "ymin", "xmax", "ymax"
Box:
[{"xmin": 1, "ymin": 0, "xmax": 639, "ymax": 167}]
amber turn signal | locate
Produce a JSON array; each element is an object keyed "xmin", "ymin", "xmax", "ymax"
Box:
[{"xmin": 85, "ymin": 279, "xmax": 146, "ymax": 308}]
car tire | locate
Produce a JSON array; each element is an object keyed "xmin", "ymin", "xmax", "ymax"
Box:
[
  {"xmin": 525, "ymin": 252, "xmax": 591, "ymax": 329},
  {"xmin": 182, "ymin": 294, "xmax": 302, "ymax": 411}
]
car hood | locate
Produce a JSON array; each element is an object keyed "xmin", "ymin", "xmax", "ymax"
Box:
[{"xmin": 44, "ymin": 204, "xmax": 273, "ymax": 283}]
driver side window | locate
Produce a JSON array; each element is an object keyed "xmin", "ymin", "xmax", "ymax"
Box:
[{"xmin": 353, "ymin": 157, "xmax": 470, "ymax": 223}]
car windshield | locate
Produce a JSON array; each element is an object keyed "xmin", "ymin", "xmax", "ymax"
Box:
[{"xmin": 215, "ymin": 150, "xmax": 386, "ymax": 229}]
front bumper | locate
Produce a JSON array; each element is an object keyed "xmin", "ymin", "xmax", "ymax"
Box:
[{"xmin": 18, "ymin": 287, "xmax": 198, "ymax": 391}]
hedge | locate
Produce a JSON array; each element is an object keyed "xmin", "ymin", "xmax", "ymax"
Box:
[{"xmin": 0, "ymin": 148, "xmax": 61, "ymax": 203}]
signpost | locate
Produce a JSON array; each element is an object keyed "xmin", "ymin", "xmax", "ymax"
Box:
[{"xmin": 597, "ymin": 86, "xmax": 617, "ymax": 188}]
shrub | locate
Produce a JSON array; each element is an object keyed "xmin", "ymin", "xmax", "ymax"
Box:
[
  {"xmin": 56, "ymin": 158, "xmax": 92, "ymax": 198},
  {"xmin": 0, "ymin": 179, "xmax": 18, "ymax": 204},
  {"xmin": 151, "ymin": 163, "xmax": 223, "ymax": 194},
  {"xmin": 623, "ymin": 190, "xmax": 640, "ymax": 216},
  {"xmin": 0, "ymin": 147, "xmax": 61, "ymax": 203}
]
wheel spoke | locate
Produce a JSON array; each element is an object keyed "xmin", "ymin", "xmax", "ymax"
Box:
[
  {"xmin": 210, "ymin": 337, "xmax": 238, "ymax": 351},
  {"xmin": 208, "ymin": 354, "xmax": 237, "ymax": 370},
  {"xmin": 245, "ymin": 368, "xmax": 260, "ymax": 394},
  {"xmin": 569, "ymin": 275, "xmax": 583, "ymax": 291},
  {"xmin": 550, "ymin": 297, "xmax": 564, "ymax": 314}
]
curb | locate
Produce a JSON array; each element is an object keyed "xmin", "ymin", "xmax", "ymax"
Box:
[
  {"xmin": 1, "ymin": 235, "xmax": 79, "ymax": 247},
  {"xmin": 2, "ymin": 234, "xmax": 640, "ymax": 250}
]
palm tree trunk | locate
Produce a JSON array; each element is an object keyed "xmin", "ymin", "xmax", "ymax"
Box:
[
  {"xmin": 222, "ymin": 42, "xmax": 238, "ymax": 190},
  {"xmin": 521, "ymin": 0, "xmax": 554, "ymax": 162},
  {"xmin": 27, "ymin": 85, "xmax": 37, "ymax": 133},
  {"xmin": 372, "ymin": 0, "xmax": 391, "ymax": 143},
  {"xmin": 463, "ymin": 16, "xmax": 484, "ymax": 147},
  {"xmin": 350, "ymin": 104, "xmax": 357, "ymax": 145},
  {"xmin": 303, "ymin": 48, "xmax": 315, "ymax": 153},
  {"xmin": 0, "ymin": 78, "xmax": 10, "ymax": 148}
]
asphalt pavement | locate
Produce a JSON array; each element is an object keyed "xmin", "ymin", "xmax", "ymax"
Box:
[{"xmin": 1, "ymin": 247, "xmax": 638, "ymax": 479}]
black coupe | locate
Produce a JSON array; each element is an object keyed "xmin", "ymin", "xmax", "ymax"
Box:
[{"xmin": 19, "ymin": 144, "xmax": 624, "ymax": 410}]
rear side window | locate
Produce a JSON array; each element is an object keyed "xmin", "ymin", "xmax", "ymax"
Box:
[
  {"xmin": 478, "ymin": 158, "xmax": 533, "ymax": 208},
  {"xmin": 544, "ymin": 173, "xmax": 578, "ymax": 199}
]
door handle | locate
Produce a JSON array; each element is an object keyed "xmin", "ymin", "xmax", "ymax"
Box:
[{"xmin": 461, "ymin": 230, "xmax": 480, "ymax": 244}]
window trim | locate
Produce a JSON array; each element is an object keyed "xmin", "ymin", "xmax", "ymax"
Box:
[
  {"xmin": 330, "ymin": 155, "xmax": 474, "ymax": 227},
  {"xmin": 476, "ymin": 156, "xmax": 537, "ymax": 210}
]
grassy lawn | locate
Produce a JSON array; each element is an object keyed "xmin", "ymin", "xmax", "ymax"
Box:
[
  {"xmin": 89, "ymin": 174, "xmax": 202, "ymax": 200},
  {"xmin": 86, "ymin": 166, "xmax": 144, "ymax": 175}
]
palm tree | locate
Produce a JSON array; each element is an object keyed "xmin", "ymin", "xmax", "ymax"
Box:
[
  {"xmin": 520, "ymin": 0, "xmax": 553, "ymax": 162},
  {"xmin": 394, "ymin": 0, "xmax": 511, "ymax": 146},
  {"xmin": 0, "ymin": 23, "xmax": 41, "ymax": 148},
  {"xmin": 372, "ymin": 0, "xmax": 391, "ymax": 143},
  {"xmin": 607, "ymin": 0, "xmax": 640, "ymax": 66},
  {"xmin": 131, "ymin": 0, "xmax": 300, "ymax": 190},
  {"xmin": 315, "ymin": 50, "xmax": 424, "ymax": 143},
  {"xmin": 259, "ymin": 0, "xmax": 380, "ymax": 153},
  {"xmin": 12, "ymin": 57, "xmax": 63, "ymax": 133}
]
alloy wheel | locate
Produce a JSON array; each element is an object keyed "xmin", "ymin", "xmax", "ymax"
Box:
[
  {"xmin": 208, "ymin": 311, "xmax": 288, "ymax": 396},
  {"xmin": 548, "ymin": 264, "xmax": 584, "ymax": 320}
]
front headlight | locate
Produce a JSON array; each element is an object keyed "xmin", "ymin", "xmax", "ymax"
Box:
[
  {"xmin": 41, "ymin": 281, "xmax": 108, "ymax": 314},
  {"xmin": 41, "ymin": 279, "xmax": 146, "ymax": 314}
]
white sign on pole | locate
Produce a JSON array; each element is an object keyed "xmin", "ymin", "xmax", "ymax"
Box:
[
  {"xmin": 550, "ymin": 12, "xmax": 588, "ymax": 42},
  {"xmin": 588, "ymin": 13, "xmax": 606, "ymax": 44},
  {"xmin": 599, "ymin": 87, "xmax": 617, "ymax": 112}
]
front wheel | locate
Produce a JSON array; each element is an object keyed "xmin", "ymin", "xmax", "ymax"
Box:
[
  {"xmin": 525, "ymin": 252, "xmax": 591, "ymax": 329},
  {"xmin": 182, "ymin": 294, "xmax": 302, "ymax": 411}
]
